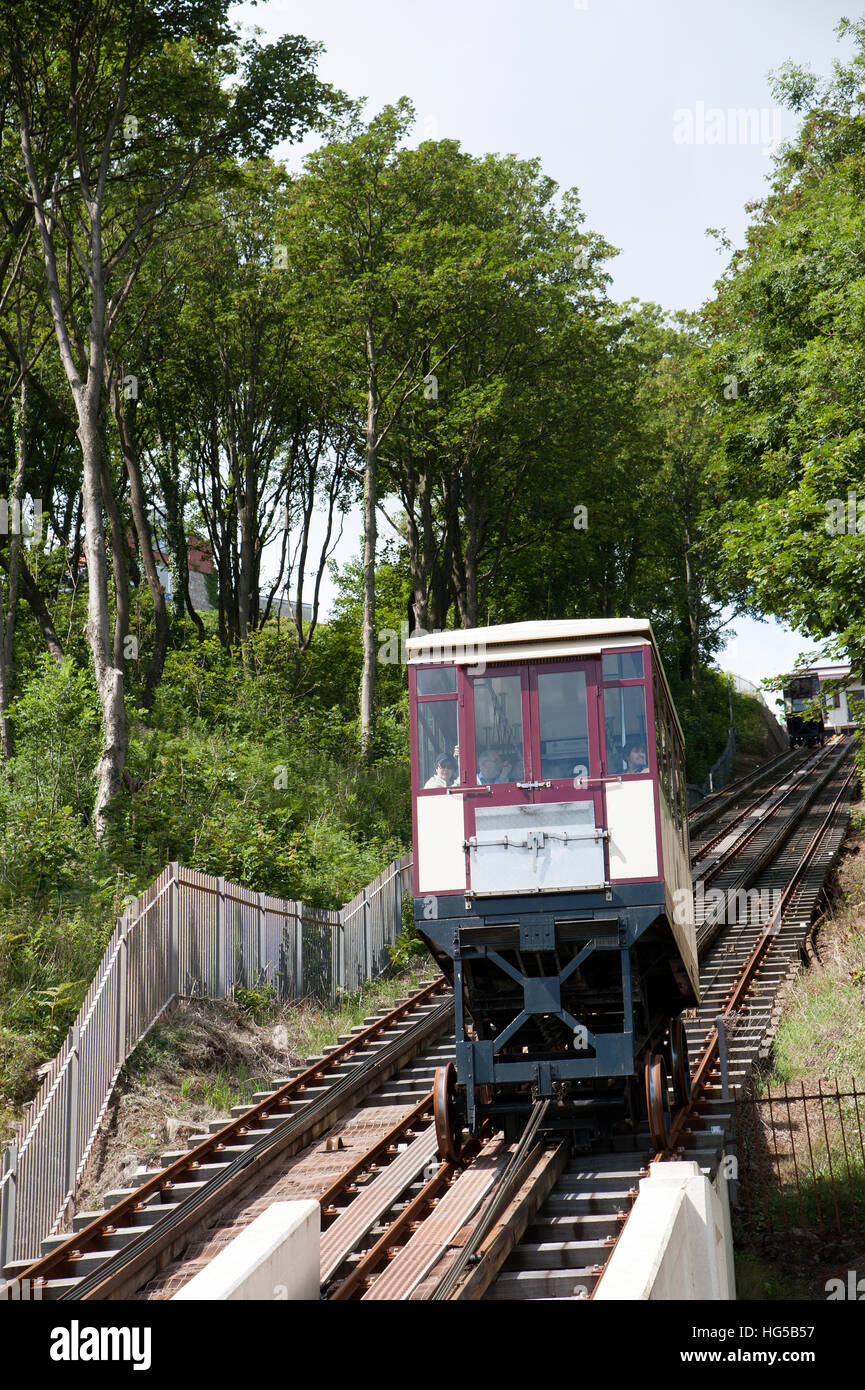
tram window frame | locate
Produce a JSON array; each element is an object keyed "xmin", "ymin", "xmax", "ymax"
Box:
[
  {"xmin": 471, "ymin": 669, "xmax": 529, "ymax": 785},
  {"xmin": 601, "ymin": 647, "xmax": 650, "ymax": 778},
  {"xmin": 412, "ymin": 666, "xmax": 461, "ymax": 792},
  {"xmin": 653, "ymin": 671, "xmax": 686, "ymax": 832}
]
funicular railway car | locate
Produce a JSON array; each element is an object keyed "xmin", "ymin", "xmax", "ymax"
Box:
[
  {"xmin": 782, "ymin": 672, "xmax": 826, "ymax": 748},
  {"xmin": 406, "ymin": 618, "xmax": 700, "ymax": 1156}
]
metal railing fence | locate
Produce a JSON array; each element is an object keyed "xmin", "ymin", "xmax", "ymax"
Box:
[
  {"xmin": 732, "ymin": 1080, "xmax": 865, "ymax": 1238},
  {"xmin": 0, "ymin": 854, "xmax": 413, "ymax": 1268}
]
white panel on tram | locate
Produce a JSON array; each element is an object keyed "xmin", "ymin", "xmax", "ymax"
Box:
[
  {"xmin": 606, "ymin": 779, "xmax": 657, "ymax": 880},
  {"xmin": 468, "ymin": 801, "xmax": 605, "ymax": 894},
  {"xmin": 416, "ymin": 794, "xmax": 467, "ymax": 893}
]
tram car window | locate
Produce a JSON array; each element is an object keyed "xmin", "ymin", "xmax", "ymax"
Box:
[
  {"xmin": 406, "ymin": 619, "xmax": 699, "ymax": 1157},
  {"xmin": 848, "ymin": 690, "xmax": 865, "ymax": 721}
]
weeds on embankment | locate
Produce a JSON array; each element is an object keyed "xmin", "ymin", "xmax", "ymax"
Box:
[{"xmin": 74, "ymin": 956, "xmax": 432, "ymax": 1212}]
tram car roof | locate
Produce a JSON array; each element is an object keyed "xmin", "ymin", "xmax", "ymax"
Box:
[{"xmin": 405, "ymin": 617, "xmax": 685, "ymax": 743}]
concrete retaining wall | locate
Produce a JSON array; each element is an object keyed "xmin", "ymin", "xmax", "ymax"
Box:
[
  {"xmin": 594, "ymin": 1159, "xmax": 735, "ymax": 1300},
  {"xmin": 171, "ymin": 1200, "xmax": 320, "ymax": 1301}
]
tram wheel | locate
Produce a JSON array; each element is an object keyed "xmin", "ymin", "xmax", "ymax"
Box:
[
  {"xmin": 668, "ymin": 1017, "xmax": 692, "ymax": 1108},
  {"xmin": 644, "ymin": 1054, "xmax": 672, "ymax": 1151},
  {"xmin": 434, "ymin": 1062, "xmax": 463, "ymax": 1164}
]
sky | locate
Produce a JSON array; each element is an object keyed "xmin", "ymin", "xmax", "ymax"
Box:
[{"xmin": 231, "ymin": 0, "xmax": 858, "ymax": 689}]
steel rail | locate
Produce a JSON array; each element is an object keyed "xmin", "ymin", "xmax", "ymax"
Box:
[
  {"xmin": 429, "ymin": 1098, "xmax": 550, "ymax": 1299},
  {"xmin": 318, "ymin": 1091, "xmax": 435, "ymax": 1224},
  {"xmin": 671, "ymin": 761, "xmax": 858, "ymax": 1151},
  {"xmin": 687, "ymin": 747, "xmax": 802, "ymax": 836},
  {"xmin": 7, "ymin": 977, "xmax": 451, "ymax": 1297},
  {"xmin": 695, "ymin": 742, "xmax": 853, "ymax": 956},
  {"xmin": 327, "ymin": 1122, "xmax": 496, "ymax": 1300},
  {"xmin": 696, "ymin": 740, "xmax": 847, "ymax": 888},
  {"xmin": 690, "ymin": 743, "xmax": 834, "ymax": 866},
  {"xmin": 69, "ymin": 994, "xmax": 454, "ymax": 1300}
]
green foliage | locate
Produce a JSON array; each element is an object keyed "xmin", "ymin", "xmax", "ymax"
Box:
[
  {"xmin": 388, "ymin": 895, "xmax": 428, "ymax": 971},
  {"xmin": 0, "ymin": 574, "xmax": 414, "ymax": 1104},
  {"xmin": 734, "ymin": 1250, "xmax": 807, "ymax": 1301},
  {"xmin": 702, "ymin": 20, "xmax": 865, "ymax": 672},
  {"xmin": 1, "ymin": 657, "xmax": 101, "ymax": 820},
  {"xmin": 235, "ymin": 985, "xmax": 279, "ymax": 1025}
]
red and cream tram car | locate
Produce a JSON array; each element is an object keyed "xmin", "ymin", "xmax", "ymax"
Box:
[{"xmin": 406, "ymin": 618, "xmax": 699, "ymax": 1154}]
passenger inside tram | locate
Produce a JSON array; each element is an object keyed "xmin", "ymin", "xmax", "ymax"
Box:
[
  {"xmin": 477, "ymin": 749, "xmax": 503, "ymax": 785},
  {"xmin": 496, "ymin": 748, "xmax": 518, "ymax": 782},
  {"xmin": 604, "ymin": 683, "xmax": 648, "ymax": 776},
  {"xmin": 424, "ymin": 754, "xmax": 458, "ymax": 789},
  {"xmin": 621, "ymin": 741, "xmax": 648, "ymax": 774},
  {"xmin": 416, "ymin": 695, "xmax": 459, "ymax": 790}
]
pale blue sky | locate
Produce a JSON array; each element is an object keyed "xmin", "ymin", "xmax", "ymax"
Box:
[{"xmin": 236, "ymin": 0, "xmax": 857, "ymax": 686}]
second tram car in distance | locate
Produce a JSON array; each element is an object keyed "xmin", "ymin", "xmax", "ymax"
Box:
[
  {"xmin": 406, "ymin": 618, "xmax": 699, "ymax": 1156},
  {"xmin": 782, "ymin": 671, "xmax": 827, "ymax": 748}
]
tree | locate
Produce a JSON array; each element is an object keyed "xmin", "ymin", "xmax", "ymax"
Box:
[
  {"xmin": 701, "ymin": 17, "xmax": 865, "ymax": 673},
  {"xmin": 1, "ymin": 0, "xmax": 341, "ymax": 831}
]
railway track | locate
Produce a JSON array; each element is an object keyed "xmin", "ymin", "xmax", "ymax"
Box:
[
  {"xmin": 687, "ymin": 745, "xmax": 802, "ymax": 842},
  {"xmin": 2, "ymin": 739, "xmax": 858, "ymax": 1303},
  {"xmin": 3, "ymin": 978, "xmax": 454, "ymax": 1299}
]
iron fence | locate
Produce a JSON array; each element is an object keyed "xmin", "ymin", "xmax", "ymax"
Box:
[
  {"xmin": 732, "ymin": 1080, "xmax": 865, "ymax": 1237},
  {"xmin": 0, "ymin": 853, "xmax": 413, "ymax": 1268}
]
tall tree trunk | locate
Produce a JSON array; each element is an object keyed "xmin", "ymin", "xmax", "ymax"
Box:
[
  {"xmin": 109, "ymin": 373, "xmax": 170, "ymax": 708},
  {"xmin": 237, "ymin": 448, "xmax": 257, "ymax": 644},
  {"xmin": 18, "ymin": 96, "xmax": 128, "ymax": 836},
  {"xmin": 160, "ymin": 441, "xmax": 186, "ymax": 625},
  {"xmin": 5, "ymin": 377, "xmax": 27, "ymax": 676},
  {"xmin": 360, "ymin": 326, "xmax": 378, "ymax": 756},
  {"xmin": 0, "ymin": 584, "xmax": 11, "ymax": 760},
  {"xmin": 462, "ymin": 461, "xmax": 479, "ymax": 629},
  {"xmin": 99, "ymin": 434, "xmax": 130, "ymax": 671},
  {"xmin": 80, "ymin": 395, "xmax": 128, "ymax": 835},
  {"xmin": 683, "ymin": 529, "xmax": 701, "ymax": 697}
]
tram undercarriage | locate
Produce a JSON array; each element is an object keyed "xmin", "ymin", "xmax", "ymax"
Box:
[{"xmin": 418, "ymin": 891, "xmax": 696, "ymax": 1156}]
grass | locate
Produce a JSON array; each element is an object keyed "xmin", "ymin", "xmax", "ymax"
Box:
[
  {"xmin": 734, "ymin": 1249, "xmax": 808, "ymax": 1300},
  {"xmin": 179, "ymin": 1068, "xmax": 263, "ymax": 1112},
  {"xmin": 767, "ymin": 964, "xmax": 865, "ymax": 1086},
  {"xmin": 280, "ymin": 960, "xmax": 432, "ymax": 1062}
]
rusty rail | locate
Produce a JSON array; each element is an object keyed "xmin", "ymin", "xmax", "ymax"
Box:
[
  {"xmin": 671, "ymin": 760, "xmax": 858, "ymax": 1152},
  {"xmin": 4, "ymin": 977, "xmax": 450, "ymax": 1298}
]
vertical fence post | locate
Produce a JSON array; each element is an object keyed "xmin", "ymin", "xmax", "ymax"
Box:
[
  {"xmin": 64, "ymin": 1026, "xmax": 81, "ymax": 1200},
  {"xmin": 362, "ymin": 886, "xmax": 371, "ymax": 981},
  {"xmin": 168, "ymin": 863, "xmax": 179, "ymax": 1001},
  {"xmin": 1, "ymin": 1144, "xmax": 18, "ymax": 1272},
  {"xmin": 295, "ymin": 902, "xmax": 303, "ymax": 999},
  {"xmin": 116, "ymin": 913, "xmax": 129, "ymax": 1068},
  {"xmin": 257, "ymin": 892, "xmax": 264, "ymax": 987},
  {"xmin": 216, "ymin": 876, "xmax": 227, "ymax": 999}
]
